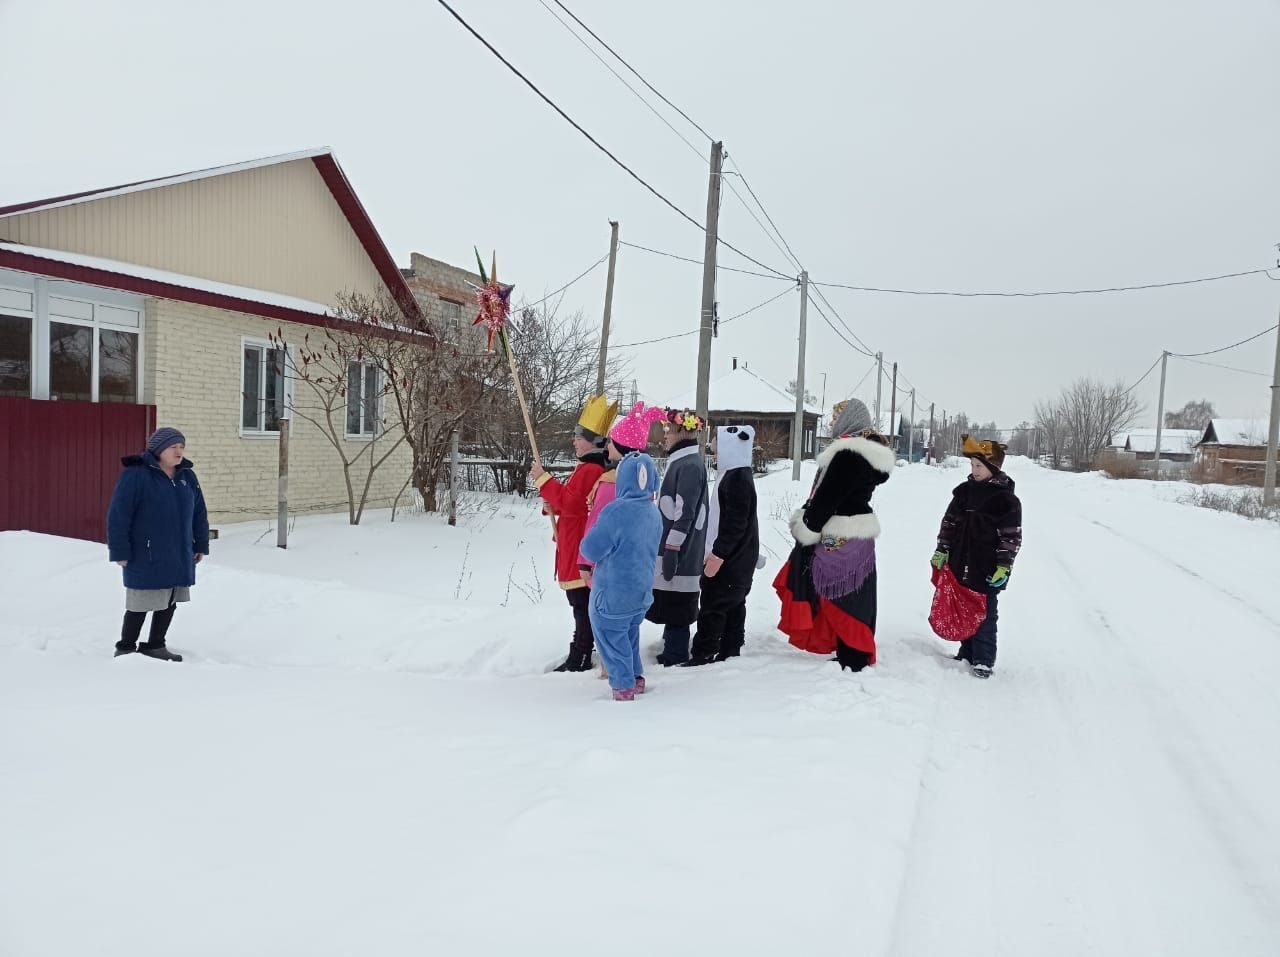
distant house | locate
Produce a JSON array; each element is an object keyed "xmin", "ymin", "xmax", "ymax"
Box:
[
  {"xmin": 1122, "ymin": 429, "xmax": 1200, "ymax": 463},
  {"xmin": 668, "ymin": 363, "xmax": 821, "ymax": 462},
  {"xmin": 0, "ymin": 149, "xmax": 453, "ymax": 540},
  {"xmin": 1197, "ymin": 419, "xmax": 1272, "ymax": 484}
]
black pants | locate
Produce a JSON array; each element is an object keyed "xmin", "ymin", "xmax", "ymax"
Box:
[
  {"xmin": 566, "ymin": 587, "xmax": 595, "ymax": 656},
  {"xmin": 690, "ymin": 578, "xmax": 750, "ymax": 659},
  {"xmin": 117, "ymin": 604, "xmax": 177, "ymax": 651},
  {"xmin": 957, "ymin": 589, "xmax": 999, "ymax": 668}
]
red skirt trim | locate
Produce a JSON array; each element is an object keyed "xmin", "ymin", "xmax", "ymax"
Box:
[{"xmin": 773, "ymin": 561, "xmax": 877, "ymax": 664}]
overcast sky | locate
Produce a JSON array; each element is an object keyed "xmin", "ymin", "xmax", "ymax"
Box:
[{"xmin": 3, "ymin": 0, "xmax": 1278, "ymax": 428}]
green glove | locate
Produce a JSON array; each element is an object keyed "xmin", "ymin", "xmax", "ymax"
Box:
[
  {"xmin": 987, "ymin": 565, "xmax": 1011, "ymax": 589},
  {"xmin": 930, "ymin": 550, "xmax": 949, "ymax": 570}
]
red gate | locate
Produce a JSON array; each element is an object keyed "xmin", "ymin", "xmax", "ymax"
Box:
[{"xmin": 0, "ymin": 398, "xmax": 157, "ymax": 542}]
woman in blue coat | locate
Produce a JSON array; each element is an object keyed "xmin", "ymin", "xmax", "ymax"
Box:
[{"xmin": 106, "ymin": 427, "xmax": 210, "ymax": 661}]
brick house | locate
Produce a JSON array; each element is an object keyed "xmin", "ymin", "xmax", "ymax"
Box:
[
  {"xmin": 1196, "ymin": 418, "xmax": 1272, "ymax": 484},
  {"xmin": 0, "ymin": 149, "xmax": 442, "ymax": 537}
]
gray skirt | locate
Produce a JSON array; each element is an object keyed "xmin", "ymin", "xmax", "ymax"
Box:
[{"xmin": 125, "ymin": 587, "xmax": 192, "ymax": 613}]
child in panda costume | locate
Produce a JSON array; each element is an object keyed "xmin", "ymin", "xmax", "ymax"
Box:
[
  {"xmin": 684, "ymin": 425, "xmax": 761, "ymax": 666},
  {"xmin": 774, "ymin": 401, "xmax": 895, "ymax": 672}
]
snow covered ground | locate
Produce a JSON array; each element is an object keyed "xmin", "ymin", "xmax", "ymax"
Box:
[{"xmin": 3, "ymin": 459, "xmax": 1279, "ymax": 956}]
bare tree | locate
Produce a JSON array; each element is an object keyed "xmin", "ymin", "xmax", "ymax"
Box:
[
  {"xmin": 1034, "ymin": 378, "xmax": 1143, "ymax": 471},
  {"xmin": 1165, "ymin": 399, "xmax": 1216, "ymax": 431},
  {"xmin": 271, "ymin": 304, "xmax": 410, "ymax": 525},
  {"xmin": 478, "ymin": 302, "xmax": 630, "ymax": 494},
  {"xmin": 785, "ymin": 380, "xmax": 817, "ymax": 406},
  {"xmin": 1007, "ymin": 421, "xmax": 1036, "ymax": 457}
]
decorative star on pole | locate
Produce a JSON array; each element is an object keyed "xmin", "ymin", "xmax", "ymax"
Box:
[{"xmin": 470, "ymin": 248, "xmax": 515, "ymax": 354}]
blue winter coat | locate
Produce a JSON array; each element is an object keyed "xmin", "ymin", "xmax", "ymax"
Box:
[
  {"xmin": 106, "ymin": 452, "xmax": 210, "ymax": 590},
  {"xmin": 579, "ymin": 452, "xmax": 662, "ymax": 620}
]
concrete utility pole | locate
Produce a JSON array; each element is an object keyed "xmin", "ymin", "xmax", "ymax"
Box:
[
  {"xmin": 928, "ymin": 402, "xmax": 936, "ymax": 464},
  {"xmin": 448, "ymin": 429, "xmax": 460, "ymax": 527},
  {"xmin": 908, "ymin": 389, "xmax": 916, "ymax": 462},
  {"xmin": 595, "ymin": 220, "xmax": 620, "ymax": 396},
  {"xmin": 1153, "ymin": 350, "xmax": 1169, "ymax": 480},
  {"xmin": 889, "ymin": 361, "xmax": 899, "ymax": 448},
  {"xmin": 791, "ymin": 272, "xmax": 809, "ymax": 481},
  {"xmin": 695, "ymin": 142, "xmax": 724, "ymax": 431},
  {"xmin": 874, "ymin": 352, "xmax": 884, "ymax": 430},
  {"xmin": 1265, "ymin": 306, "xmax": 1280, "ymax": 506}
]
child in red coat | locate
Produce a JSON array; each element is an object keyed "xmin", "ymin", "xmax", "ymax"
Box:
[{"xmin": 530, "ymin": 395, "xmax": 619, "ymax": 672}]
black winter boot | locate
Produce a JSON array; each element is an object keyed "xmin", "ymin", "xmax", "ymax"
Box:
[
  {"xmin": 138, "ymin": 645, "xmax": 183, "ymax": 662},
  {"xmin": 553, "ymin": 648, "xmax": 593, "ymax": 673},
  {"xmin": 113, "ymin": 646, "xmax": 136, "ymax": 657},
  {"xmin": 680, "ymin": 653, "xmax": 717, "ymax": 668}
]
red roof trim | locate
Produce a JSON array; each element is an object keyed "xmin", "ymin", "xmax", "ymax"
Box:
[
  {"xmin": 0, "ymin": 248, "xmax": 339, "ymax": 330},
  {"xmin": 310, "ymin": 155, "xmax": 425, "ymax": 326}
]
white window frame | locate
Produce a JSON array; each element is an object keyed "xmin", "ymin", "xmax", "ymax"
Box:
[
  {"xmin": 239, "ymin": 337, "xmax": 291, "ymax": 437},
  {"xmin": 439, "ymin": 298, "xmax": 464, "ymax": 339},
  {"xmin": 0, "ymin": 270, "xmax": 144, "ymax": 403},
  {"xmin": 345, "ymin": 359, "xmax": 382, "ymax": 440}
]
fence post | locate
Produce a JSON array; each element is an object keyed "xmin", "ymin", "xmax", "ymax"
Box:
[{"xmin": 448, "ymin": 429, "xmax": 460, "ymax": 527}]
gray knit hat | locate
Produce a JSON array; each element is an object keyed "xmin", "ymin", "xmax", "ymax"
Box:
[{"xmin": 146, "ymin": 427, "xmax": 186, "ymax": 456}]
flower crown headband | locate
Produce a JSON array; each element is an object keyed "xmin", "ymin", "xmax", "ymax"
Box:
[{"xmin": 661, "ymin": 408, "xmax": 707, "ymax": 432}]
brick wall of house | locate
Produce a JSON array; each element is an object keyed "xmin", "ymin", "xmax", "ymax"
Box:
[
  {"xmin": 148, "ymin": 298, "xmax": 413, "ymax": 525},
  {"xmin": 402, "ymin": 252, "xmax": 489, "ymax": 349}
]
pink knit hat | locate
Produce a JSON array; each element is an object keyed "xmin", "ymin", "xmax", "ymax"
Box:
[{"xmin": 609, "ymin": 402, "xmax": 664, "ymax": 451}]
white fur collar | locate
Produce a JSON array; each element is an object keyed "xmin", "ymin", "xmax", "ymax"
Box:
[
  {"xmin": 817, "ymin": 435, "xmax": 896, "ymax": 475},
  {"xmin": 790, "ymin": 509, "xmax": 881, "ymax": 545}
]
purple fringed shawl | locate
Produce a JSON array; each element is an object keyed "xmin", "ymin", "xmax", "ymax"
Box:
[{"xmin": 811, "ymin": 536, "xmax": 876, "ymax": 600}]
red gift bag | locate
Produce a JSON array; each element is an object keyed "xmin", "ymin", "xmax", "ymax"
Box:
[{"xmin": 928, "ymin": 565, "xmax": 988, "ymax": 641}]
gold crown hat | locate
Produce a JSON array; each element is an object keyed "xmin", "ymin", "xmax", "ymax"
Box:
[{"xmin": 576, "ymin": 394, "xmax": 620, "ymax": 442}]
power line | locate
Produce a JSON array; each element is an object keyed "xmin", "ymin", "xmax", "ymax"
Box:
[
  {"xmin": 536, "ymin": 0, "xmax": 706, "ymax": 163},
  {"xmin": 618, "ymin": 240, "xmax": 790, "ymax": 281},
  {"xmin": 810, "ymin": 268, "xmax": 1274, "ymax": 298},
  {"xmin": 516, "ymin": 253, "xmax": 610, "ymax": 312},
  {"xmin": 1169, "ymin": 323, "xmax": 1279, "ymax": 358},
  {"xmin": 805, "ymin": 291, "xmax": 876, "ymax": 358},
  {"xmin": 1171, "ymin": 355, "xmax": 1273, "ymax": 379},
  {"xmin": 1121, "ymin": 354, "xmax": 1164, "ymax": 396},
  {"xmin": 547, "ymin": 0, "xmax": 714, "ymax": 143},
  {"xmin": 612, "ymin": 284, "xmax": 795, "ymax": 348}
]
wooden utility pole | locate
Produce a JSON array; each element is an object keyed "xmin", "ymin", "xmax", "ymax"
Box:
[
  {"xmin": 874, "ymin": 352, "xmax": 884, "ymax": 430},
  {"xmin": 1264, "ymin": 307, "xmax": 1280, "ymax": 506},
  {"xmin": 1153, "ymin": 350, "xmax": 1169, "ymax": 480},
  {"xmin": 276, "ymin": 416, "xmax": 290, "ymax": 549},
  {"xmin": 889, "ymin": 361, "xmax": 898, "ymax": 447},
  {"xmin": 907, "ymin": 389, "xmax": 916, "ymax": 462},
  {"xmin": 595, "ymin": 220, "xmax": 620, "ymax": 396},
  {"xmin": 695, "ymin": 142, "xmax": 724, "ymax": 432},
  {"xmin": 791, "ymin": 271, "xmax": 809, "ymax": 481},
  {"xmin": 928, "ymin": 402, "xmax": 936, "ymax": 464}
]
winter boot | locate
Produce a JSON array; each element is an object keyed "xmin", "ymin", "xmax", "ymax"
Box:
[
  {"xmin": 113, "ymin": 646, "xmax": 136, "ymax": 658},
  {"xmin": 680, "ymin": 654, "xmax": 717, "ymax": 668},
  {"xmin": 635, "ymin": 676, "xmax": 647, "ymax": 695},
  {"xmin": 612, "ymin": 687, "xmax": 637, "ymax": 701},
  {"xmin": 714, "ymin": 647, "xmax": 742, "ymax": 663},
  {"xmin": 553, "ymin": 648, "xmax": 594, "ymax": 673},
  {"xmin": 970, "ymin": 663, "xmax": 993, "ymax": 680},
  {"xmin": 834, "ymin": 642, "xmax": 872, "ymax": 673},
  {"xmin": 138, "ymin": 645, "xmax": 183, "ymax": 663}
]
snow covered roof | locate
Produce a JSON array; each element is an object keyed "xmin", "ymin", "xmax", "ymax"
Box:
[
  {"xmin": 1123, "ymin": 429, "xmax": 1200, "ymax": 454},
  {"xmin": 0, "ymin": 240, "xmax": 333, "ymax": 323},
  {"xmin": 666, "ymin": 366, "xmax": 821, "ymax": 415},
  {"xmin": 0, "ymin": 149, "xmax": 332, "ymax": 217},
  {"xmin": 1201, "ymin": 418, "xmax": 1269, "ymax": 447}
]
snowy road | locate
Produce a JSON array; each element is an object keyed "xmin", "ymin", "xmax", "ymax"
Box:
[{"xmin": 2, "ymin": 461, "xmax": 1278, "ymax": 956}]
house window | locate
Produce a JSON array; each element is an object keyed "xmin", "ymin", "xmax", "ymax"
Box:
[
  {"xmin": 49, "ymin": 322, "xmax": 93, "ymax": 402},
  {"xmin": 98, "ymin": 329, "xmax": 139, "ymax": 403},
  {"xmin": 440, "ymin": 299, "xmax": 463, "ymax": 336},
  {"xmin": 241, "ymin": 341, "xmax": 286, "ymax": 433},
  {"xmin": 0, "ymin": 314, "xmax": 32, "ymax": 397},
  {"xmin": 346, "ymin": 360, "xmax": 380, "ymax": 437}
]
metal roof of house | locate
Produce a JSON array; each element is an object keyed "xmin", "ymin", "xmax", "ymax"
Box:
[
  {"xmin": 1123, "ymin": 429, "xmax": 1201, "ymax": 454},
  {"xmin": 0, "ymin": 149, "xmax": 423, "ymax": 324},
  {"xmin": 1201, "ymin": 418, "xmax": 1269, "ymax": 447}
]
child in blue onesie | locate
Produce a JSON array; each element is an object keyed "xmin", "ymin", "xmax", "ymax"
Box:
[{"xmin": 579, "ymin": 452, "xmax": 663, "ymax": 700}]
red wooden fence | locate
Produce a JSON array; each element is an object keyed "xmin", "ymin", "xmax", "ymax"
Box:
[{"xmin": 0, "ymin": 398, "xmax": 156, "ymax": 543}]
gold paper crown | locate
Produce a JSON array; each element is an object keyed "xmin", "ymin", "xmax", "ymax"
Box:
[{"xmin": 578, "ymin": 394, "xmax": 620, "ymax": 437}]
